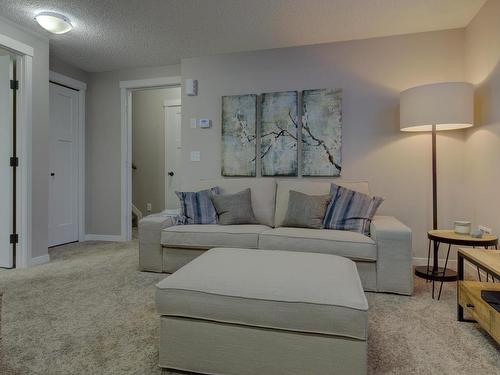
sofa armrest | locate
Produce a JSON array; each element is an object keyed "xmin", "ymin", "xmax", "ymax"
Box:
[
  {"xmin": 139, "ymin": 215, "xmax": 177, "ymax": 272},
  {"xmin": 370, "ymin": 215, "xmax": 413, "ymax": 295}
]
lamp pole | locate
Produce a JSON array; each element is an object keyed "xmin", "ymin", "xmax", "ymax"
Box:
[{"xmin": 432, "ymin": 124, "xmax": 437, "ymax": 230}]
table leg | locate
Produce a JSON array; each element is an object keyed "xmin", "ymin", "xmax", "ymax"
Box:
[
  {"xmin": 473, "ymin": 245, "xmax": 482, "ymax": 282},
  {"xmin": 432, "ymin": 241, "xmax": 440, "ymax": 299},
  {"xmin": 437, "ymin": 243, "xmax": 452, "ymax": 300},
  {"xmin": 426, "ymin": 239, "xmax": 431, "ymax": 283},
  {"xmin": 457, "ymin": 252, "xmax": 464, "ymax": 321}
]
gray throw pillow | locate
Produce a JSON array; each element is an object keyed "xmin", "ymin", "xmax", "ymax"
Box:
[
  {"xmin": 210, "ymin": 188, "xmax": 259, "ymax": 225},
  {"xmin": 282, "ymin": 190, "xmax": 331, "ymax": 229}
]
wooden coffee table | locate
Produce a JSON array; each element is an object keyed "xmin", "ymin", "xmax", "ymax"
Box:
[
  {"xmin": 457, "ymin": 248, "xmax": 500, "ymax": 344},
  {"xmin": 415, "ymin": 230, "xmax": 498, "ymax": 300}
]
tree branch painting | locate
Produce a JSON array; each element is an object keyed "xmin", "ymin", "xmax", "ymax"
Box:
[
  {"xmin": 302, "ymin": 89, "xmax": 342, "ymax": 176},
  {"xmin": 221, "ymin": 94, "xmax": 257, "ymax": 176},
  {"xmin": 260, "ymin": 91, "xmax": 298, "ymax": 176}
]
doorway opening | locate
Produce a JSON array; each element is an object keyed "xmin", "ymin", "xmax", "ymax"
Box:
[
  {"xmin": 120, "ymin": 76, "xmax": 182, "ymax": 241},
  {"xmin": 0, "ymin": 33, "xmax": 34, "ymax": 269}
]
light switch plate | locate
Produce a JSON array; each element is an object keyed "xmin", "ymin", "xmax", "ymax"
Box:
[
  {"xmin": 190, "ymin": 118, "xmax": 197, "ymax": 128},
  {"xmin": 199, "ymin": 118, "xmax": 211, "ymax": 128},
  {"xmin": 190, "ymin": 151, "xmax": 201, "ymax": 162}
]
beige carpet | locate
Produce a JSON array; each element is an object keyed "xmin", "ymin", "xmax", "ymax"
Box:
[{"xmin": 0, "ymin": 240, "xmax": 498, "ymax": 374}]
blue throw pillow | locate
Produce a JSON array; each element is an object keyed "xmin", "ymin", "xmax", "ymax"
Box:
[
  {"xmin": 175, "ymin": 187, "xmax": 220, "ymax": 225},
  {"xmin": 323, "ymin": 184, "xmax": 383, "ymax": 235}
]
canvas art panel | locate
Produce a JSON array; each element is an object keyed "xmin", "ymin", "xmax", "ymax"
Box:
[
  {"xmin": 221, "ymin": 94, "xmax": 257, "ymax": 176},
  {"xmin": 302, "ymin": 88, "xmax": 342, "ymax": 176},
  {"xmin": 260, "ymin": 91, "xmax": 298, "ymax": 176}
]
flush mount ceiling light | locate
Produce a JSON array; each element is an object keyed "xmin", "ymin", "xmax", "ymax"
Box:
[{"xmin": 35, "ymin": 12, "xmax": 73, "ymax": 34}]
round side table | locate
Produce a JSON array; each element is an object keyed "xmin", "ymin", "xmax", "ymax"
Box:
[{"xmin": 415, "ymin": 230, "xmax": 498, "ymax": 300}]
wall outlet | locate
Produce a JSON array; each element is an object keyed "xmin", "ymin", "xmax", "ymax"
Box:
[
  {"xmin": 190, "ymin": 118, "xmax": 197, "ymax": 128},
  {"xmin": 478, "ymin": 225, "xmax": 492, "ymax": 234},
  {"xmin": 146, "ymin": 203, "xmax": 152, "ymax": 212},
  {"xmin": 190, "ymin": 151, "xmax": 201, "ymax": 162}
]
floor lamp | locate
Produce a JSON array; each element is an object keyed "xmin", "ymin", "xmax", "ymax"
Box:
[{"xmin": 399, "ymin": 82, "xmax": 474, "ymax": 280}]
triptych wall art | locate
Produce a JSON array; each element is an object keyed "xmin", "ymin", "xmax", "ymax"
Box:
[
  {"xmin": 260, "ymin": 91, "xmax": 298, "ymax": 176},
  {"xmin": 221, "ymin": 94, "xmax": 257, "ymax": 177},
  {"xmin": 221, "ymin": 88, "xmax": 342, "ymax": 177}
]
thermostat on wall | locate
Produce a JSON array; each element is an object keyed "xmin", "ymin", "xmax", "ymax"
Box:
[{"xmin": 199, "ymin": 118, "xmax": 211, "ymax": 128}]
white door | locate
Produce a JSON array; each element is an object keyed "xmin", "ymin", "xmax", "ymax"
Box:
[
  {"xmin": 0, "ymin": 55, "xmax": 13, "ymax": 267},
  {"xmin": 49, "ymin": 83, "xmax": 79, "ymax": 247},
  {"xmin": 164, "ymin": 103, "xmax": 182, "ymax": 209}
]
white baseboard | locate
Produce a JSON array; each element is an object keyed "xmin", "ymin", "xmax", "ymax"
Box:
[
  {"xmin": 83, "ymin": 234, "xmax": 123, "ymax": 242},
  {"xmin": 30, "ymin": 254, "xmax": 50, "ymax": 266}
]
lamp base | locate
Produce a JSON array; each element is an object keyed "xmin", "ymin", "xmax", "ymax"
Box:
[{"xmin": 415, "ymin": 265, "xmax": 457, "ymax": 282}]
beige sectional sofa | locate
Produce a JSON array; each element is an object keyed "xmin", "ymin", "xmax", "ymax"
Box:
[{"xmin": 139, "ymin": 178, "xmax": 413, "ymax": 295}]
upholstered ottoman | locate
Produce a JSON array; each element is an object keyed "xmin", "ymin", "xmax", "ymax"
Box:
[{"xmin": 155, "ymin": 248, "xmax": 368, "ymax": 375}]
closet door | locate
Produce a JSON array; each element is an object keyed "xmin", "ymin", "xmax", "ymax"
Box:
[
  {"xmin": 48, "ymin": 83, "xmax": 79, "ymax": 247},
  {"xmin": 0, "ymin": 55, "xmax": 13, "ymax": 268}
]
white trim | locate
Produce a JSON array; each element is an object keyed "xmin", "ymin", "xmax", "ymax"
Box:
[
  {"xmin": 163, "ymin": 99, "xmax": 181, "ymax": 107},
  {"xmin": 120, "ymin": 76, "xmax": 182, "ymax": 241},
  {"xmin": 119, "ymin": 76, "xmax": 181, "ymax": 89},
  {"xmin": 0, "ymin": 34, "xmax": 33, "ymax": 268},
  {"xmin": 30, "ymin": 254, "xmax": 50, "ymax": 266},
  {"xmin": 49, "ymin": 71, "xmax": 87, "ymax": 242},
  {"xmin": 0, "ymin": 34, "xmax": 34, "ymax": 56},
  {"xmin": 83, "ymin": 234, "xmax": 123, "ymax": 242},
  {"xmin": 132, "ymin": 204, "xmax": 143, "ymax": 221},
  {"xmin": 49, "ymin": 71, "xmax": 87, "ymax": 90}
]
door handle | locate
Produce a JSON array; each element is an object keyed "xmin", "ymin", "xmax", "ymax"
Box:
[
  {"xmin": 168, "ymin": 171, "xmax": 174, "ymax": 176},
  {"xmin": 50, "ymin": 173, "xmax": 55, "ymax": 177}
]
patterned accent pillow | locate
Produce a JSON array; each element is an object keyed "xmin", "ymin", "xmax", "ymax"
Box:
[
  {"xmin": 323, "ymin": 184, "xmax": 384, "ymax": 235},
  {"xmin": 175, "ymin": 187, "xmax": 220, "ymax": 225}
]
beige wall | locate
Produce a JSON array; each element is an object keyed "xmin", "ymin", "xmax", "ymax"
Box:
[
  {"xmin": 132, "ymin": 87, "xmax": 181, "ymax": 216},
  {"xmin": 181, "ymin": 29, "xmax": 468, "ymax": 259},
  {"xmin": 464, "ymin": 0, "xmax": 500, "ymax": 236},
  {"xmin": 0, "ymin": 16, "xmax": 50, "ymax": 259},
  {"xmin": 50, "ymin": 55, "xmax": 89, "ymax": 83},
  {"xmin": 86, "ymin": 65, "xmax": 180, "ymax": 235}
]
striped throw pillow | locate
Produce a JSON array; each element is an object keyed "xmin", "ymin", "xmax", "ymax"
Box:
[
  {"xmin": 175, "ymin": 187, "xmax": 220, "ymax": 225},
  {"xmin": 323, "ymin": 184, "xmax": 383, "ymax": 235}
]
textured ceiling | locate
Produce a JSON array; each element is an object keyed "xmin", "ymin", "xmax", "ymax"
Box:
[{"xmin": 0, "ymin": 0, "xmax": 487, "ymax": 73}]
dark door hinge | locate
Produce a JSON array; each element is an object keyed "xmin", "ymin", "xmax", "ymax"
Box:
[
  {"xmin": 10, "ymin": 80, "xmax": 18, "ymax": 90},
  {"xmin": 10, "ymin": 234, "xmax": 19, "ymax": 244},
  {"xmin": 10, "ymin": 157, "xmax": 18, "ymax": 167}
]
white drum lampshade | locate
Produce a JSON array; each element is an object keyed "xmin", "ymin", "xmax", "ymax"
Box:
[{"xmin": 400, "ymin": 82, "xmax": 474, "ymax": 132}]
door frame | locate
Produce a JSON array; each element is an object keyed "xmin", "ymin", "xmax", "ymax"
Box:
[
  {"xmin": 49, "ymin": 71, "xmax": 87, "ymax": 243},
  {"xmin": 163, "ymin": 99, "xmax": 181, "ymax": 208},
  {"xmin": 0, "ymin": 33, "xmax": 33, "ymax": 268},
  {"xmin": 119, "ymin": 76, "xmax": 181, "ymax": 241}
]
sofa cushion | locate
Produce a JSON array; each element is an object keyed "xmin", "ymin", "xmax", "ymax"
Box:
[
  {"xmin": 324, "ymin": 184, "xmax": 384, "ymax": 235},
  {"xmin": 156, "ymin": 248, "xmax": 368, "ymax": 339},
  {"xmin": 282, "ymin": 191, "xmax": 331, "ymax": 229},
  {"xmin": 211, "ymin": 188, "xmax": 258, "ymax": 225},
  {"xmin": 161, "ymin": 224, "xmax": 270, "ymax": 249},
  {"xmin": 175, "ymin": 187, "xmax": 219, "ymax": 225},
  {"xmin": 259, "ymin": 227, "xmax": 377, "ymax": 261},
  {"xmin": 274, "ymin": 180, "xmax": 370, "ymax": 227},
  {"xmin": 197, "ymin": 178, "xmax": 276, "ymax": 227}
]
